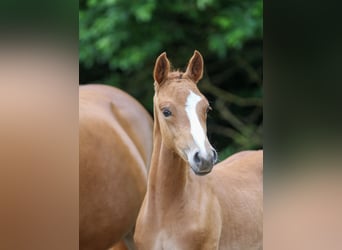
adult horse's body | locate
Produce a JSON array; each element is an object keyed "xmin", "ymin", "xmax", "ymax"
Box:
[
  {"xmin": 79, "ymin": 84, "xmax": 153, "ymax": 250},
  {"xmin": 134, "ymin": 51, "xmax": 263, "ymax": 249}
]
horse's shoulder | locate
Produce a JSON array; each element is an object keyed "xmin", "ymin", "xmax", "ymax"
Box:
[
  {"xmin": 80, "ymin": 84, "xmax": 152, "ymax": 128},
  {"xmin": 79, "ymin": 84, "xmax": 153, "ymax": 169}
]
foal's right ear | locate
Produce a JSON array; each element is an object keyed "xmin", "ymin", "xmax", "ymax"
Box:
[
  {"xmin": 185, "ymin": 50, "xmax": 203, "ymax": 84},
  {"xmin": 154, "ymin": 52, "xmax": 170, "ymax": 86}
]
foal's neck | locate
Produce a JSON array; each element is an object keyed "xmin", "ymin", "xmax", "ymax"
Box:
[{"xmin": 147, "ymin": 119, "xmax": 189, "ymax": 210}]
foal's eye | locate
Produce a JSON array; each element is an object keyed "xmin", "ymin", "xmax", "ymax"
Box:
[
  {"xmin": 206, "ymin": 106, "xmax": 212, "ymax": 114},
  {"xmin": 162, "ymin": 108, "xmax": 172, "ymax": 117}
]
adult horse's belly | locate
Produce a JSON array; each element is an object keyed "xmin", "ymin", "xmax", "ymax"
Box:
[{"xmin": 79, "ymin": 84, "xmax": 153, "ymax": 250}]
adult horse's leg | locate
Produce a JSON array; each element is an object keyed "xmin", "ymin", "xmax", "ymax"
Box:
[
  {"xmin": 108, "ymin": 229, "xmax": 136, "ymax": 250},
  {"xmin": 123, "ymin": 229, "xmax": 136, "ymax": 250},
  {"xmin": 109, "ymin": 240, "xmax": 128, "ymax": 250}
]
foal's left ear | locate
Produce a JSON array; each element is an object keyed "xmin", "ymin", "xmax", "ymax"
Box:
[
  {"xmin": 154, "ymin": 52, "xmax": 170, "ymax": 86},
  {"xmin": 185, "ymin": 50, "xmax": 204, "ymax": 84}
]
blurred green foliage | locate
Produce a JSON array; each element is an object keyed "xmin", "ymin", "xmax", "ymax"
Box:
[{"xmin": 80, "ymin": 0, "xmax": 263, "ymax": 159}]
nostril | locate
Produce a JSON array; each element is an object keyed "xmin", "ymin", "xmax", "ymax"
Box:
[
  {"xmin": 194, "ymin": 151, "xmax": 201, "ymax": 165},
  {"xmin": 212, "ymin": 149, "xmax": 218, "ymax": 164}
]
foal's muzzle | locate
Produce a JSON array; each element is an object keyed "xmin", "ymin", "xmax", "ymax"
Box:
[{"xmin": 190, "ymin": 149, "xmax": 218, "ymax": 176}]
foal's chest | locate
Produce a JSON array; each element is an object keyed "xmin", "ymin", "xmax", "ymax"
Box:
[
  {"xmin": 146, "ymin": 192, "xmax": 221, "ymax": 249},
  {"xmin": 152, "ymin": 230, "xmax": 181, "ymax": 250},
  {"xmin": 146, "ymin": 213, "xmax": 219, "ymax": 250}
]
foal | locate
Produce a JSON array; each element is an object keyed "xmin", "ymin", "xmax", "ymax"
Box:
[{"xmin": 134, "ymin": 51, "xmax": 263, "ymax": 250}]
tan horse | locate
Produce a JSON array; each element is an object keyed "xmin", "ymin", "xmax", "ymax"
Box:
[
  {"xmin": 134, "ymin": 51, "xmax": 263, "ymax": 250},
  {"xmin": 79, "ymin": 84, "xmax": 153, "ymax": 250}
]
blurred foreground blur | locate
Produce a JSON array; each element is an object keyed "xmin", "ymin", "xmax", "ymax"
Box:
[
  {"xmin": 265, "ymin": 157, "xmax": 342, "ymax": 250},
  {"xmin": 0, "ymin": 39, "xmax": 78, "ymax": 249}
]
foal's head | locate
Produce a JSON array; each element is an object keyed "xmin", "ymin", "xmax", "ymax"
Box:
[{"xmin": 153, "ymin": 50, "xmax": 218, "ymax": 175}]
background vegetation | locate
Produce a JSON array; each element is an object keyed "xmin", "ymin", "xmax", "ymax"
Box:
[{"xmin": 80, "ymin": 0, "xmax": 262, "ymax": 160}]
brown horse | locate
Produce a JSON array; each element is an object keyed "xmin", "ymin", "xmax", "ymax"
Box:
[
  {"xmin": 79, "ymin": 84, "xmax": 153, "ymax": 250},
  {"xmin": 134, "ymin": 51, "xmax": 263, "ymax": 249}
]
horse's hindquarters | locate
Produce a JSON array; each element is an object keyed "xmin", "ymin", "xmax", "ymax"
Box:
[
  {"xmin": 79, "ymin": 117, "xmax": 147, "ymax": 250},
  {"xmin": 79, "ymin": 84, "xmax": 153, "ymax": 250}
]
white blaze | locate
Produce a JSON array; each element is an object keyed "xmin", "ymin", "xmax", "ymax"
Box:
[{"xmin": 185, "ymin": 90, "xmax": 207, "ymax": 155}]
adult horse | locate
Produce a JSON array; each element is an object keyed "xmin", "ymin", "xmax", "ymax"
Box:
[
  {"xmin": 79, "ymin": 84, "xmax": 153, "ymax": 250},
  {"xmin": 134, "ymin": 51, "xmax": 263, "ymax": 249}
]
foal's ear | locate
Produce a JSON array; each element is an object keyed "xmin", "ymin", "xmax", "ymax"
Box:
[
  {"xmin": 154, "ymin": 52, "xmax": 170, "ymax": 86},
  {"xmin": 185, "ymin": 50, "xmax": 203, "ymax": 84}
]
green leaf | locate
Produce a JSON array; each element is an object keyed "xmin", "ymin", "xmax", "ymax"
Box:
[{"xmin": 197, "ymin": 0, "xmax": 214, "ymax": 10}]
